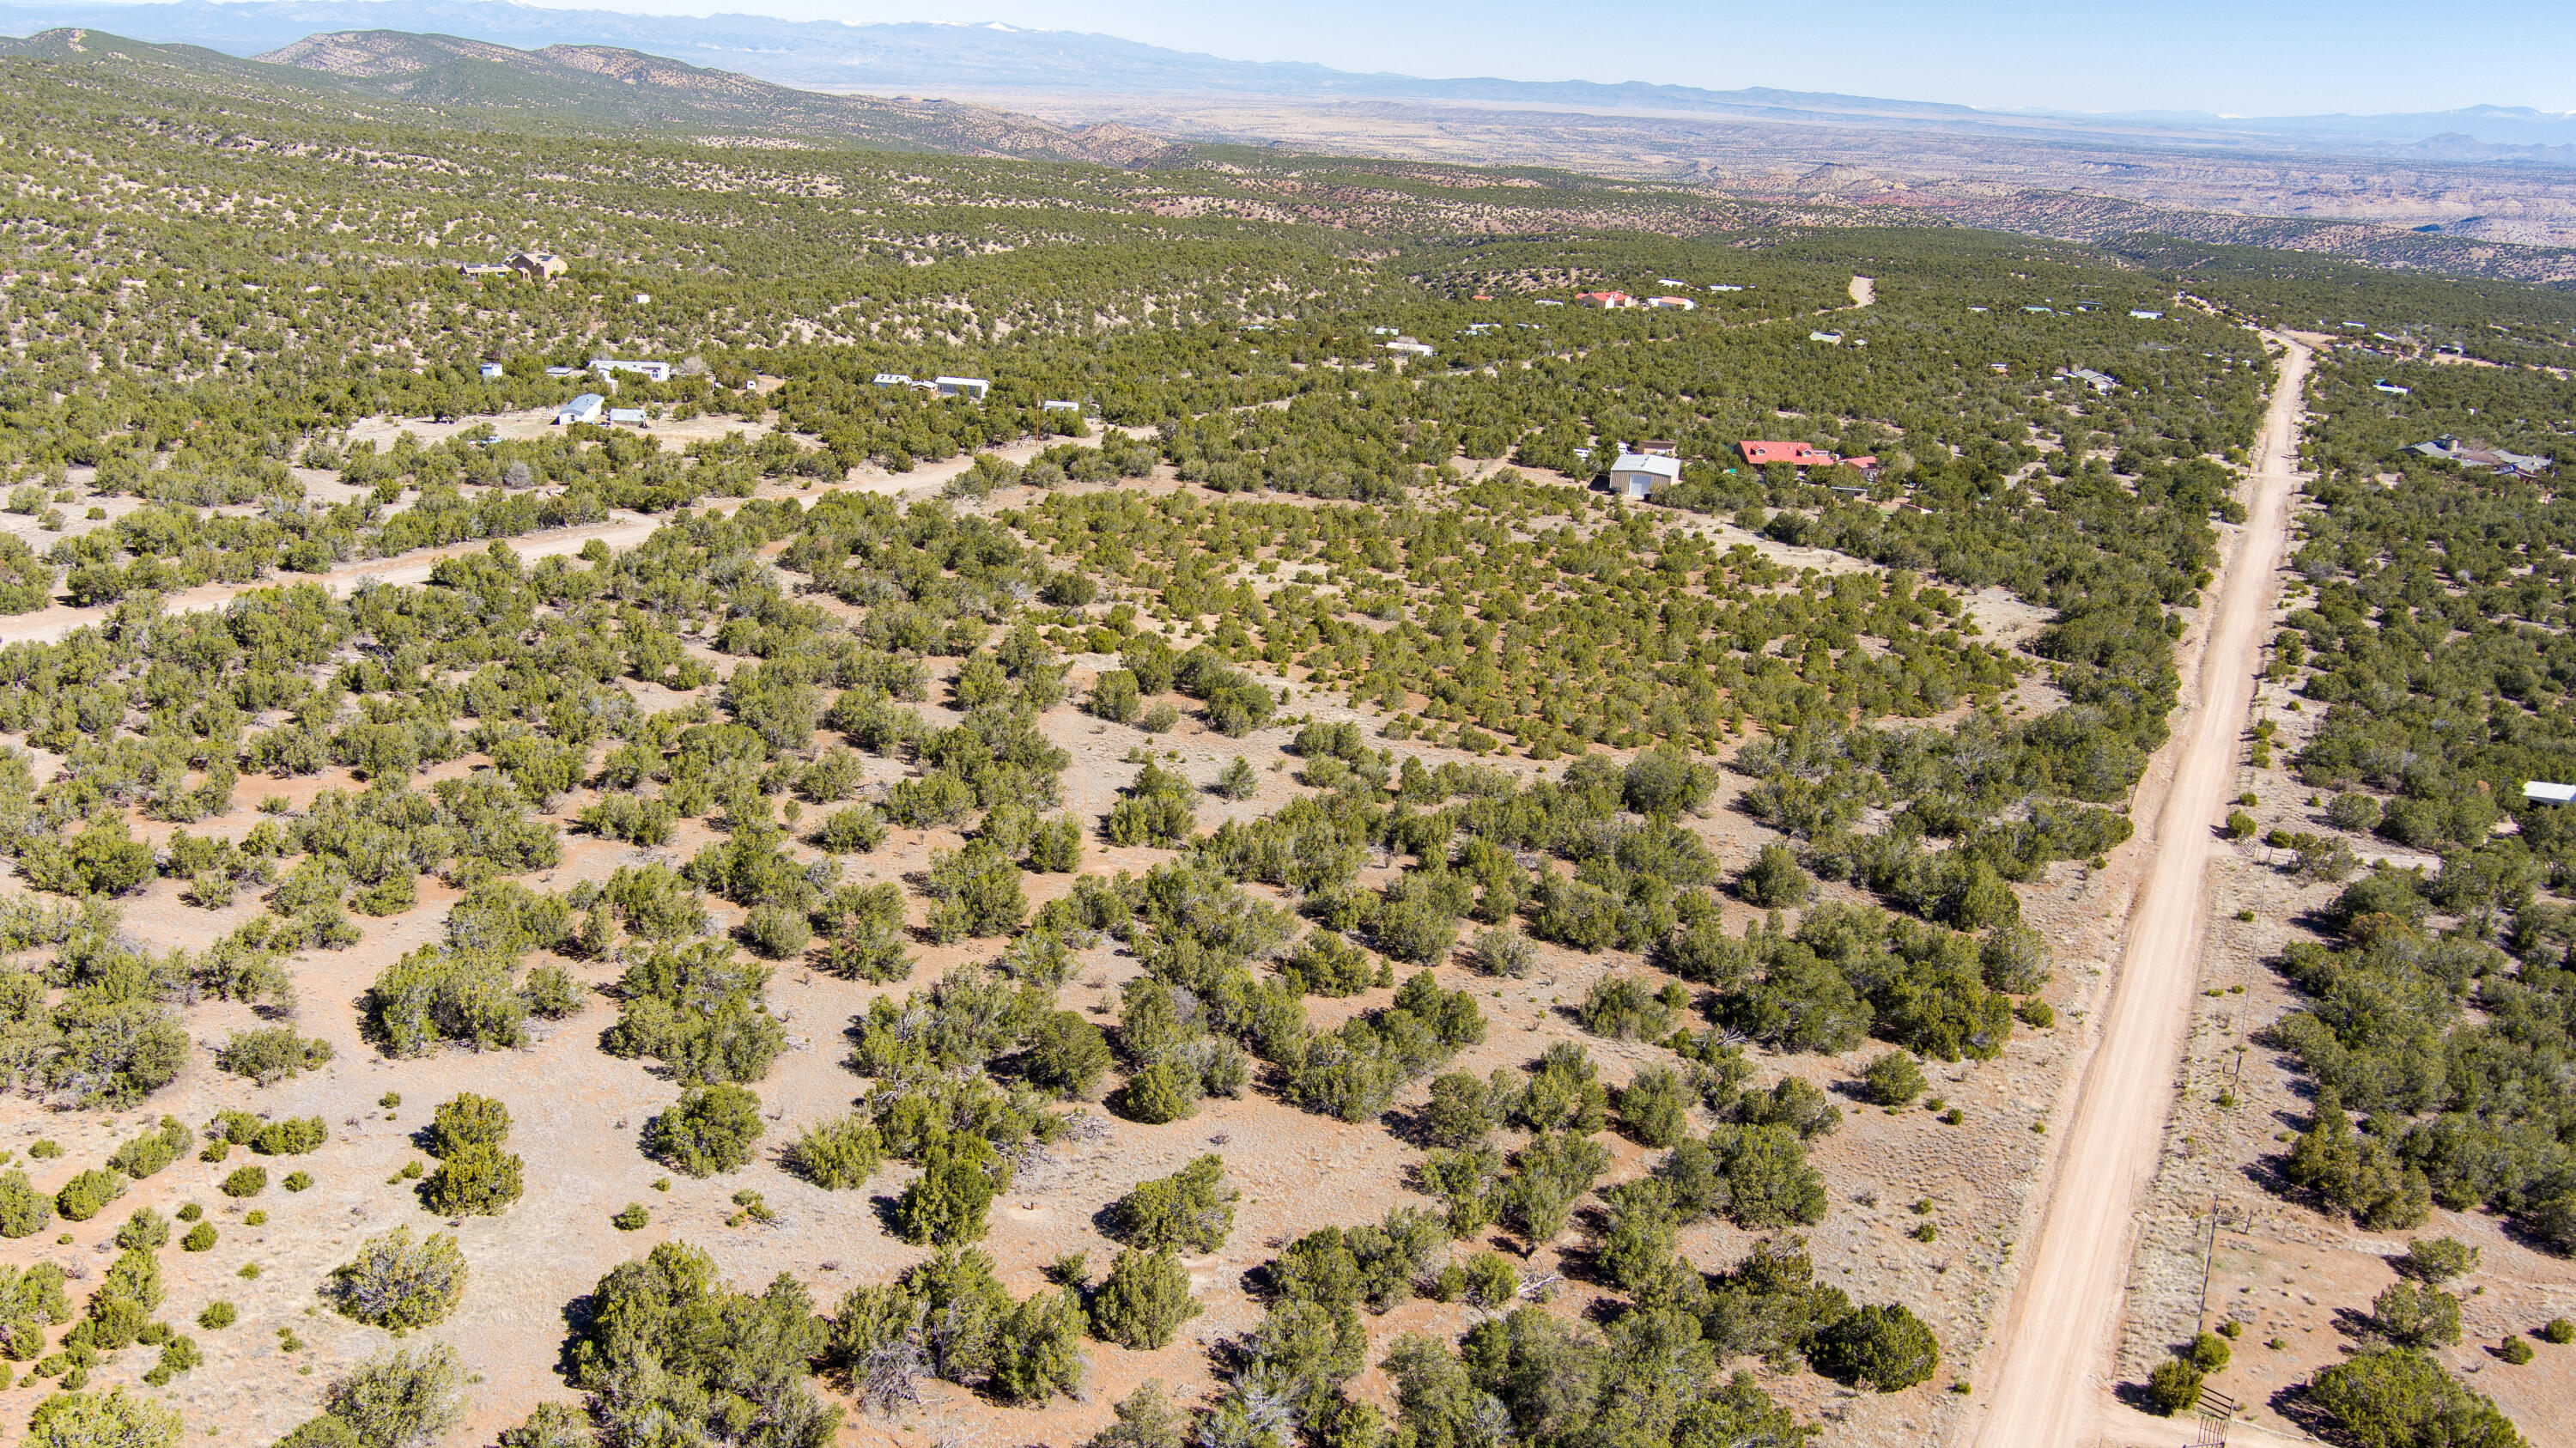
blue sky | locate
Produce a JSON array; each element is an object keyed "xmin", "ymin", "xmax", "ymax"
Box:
[{"xmin": 538, "ymin": 0, "xmax": 2576, "ymax": 115}]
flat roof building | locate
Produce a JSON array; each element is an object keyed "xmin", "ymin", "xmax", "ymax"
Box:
[{"xmin": 1609, "ymin": 453, "xmax": 1683, "ymax": 500}]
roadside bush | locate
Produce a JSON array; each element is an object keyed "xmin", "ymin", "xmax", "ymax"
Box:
[
  {"xmin": 2146, "ymin": 1358, "xmax": 2205, "ymax": 1416},
  {"xmin": 647, "ymin": 1085, "xmax": 764, "ymax": 1177},
  {"xmin": 2309, "ymin": 1348, "xmax": 2519, "ymax": 1448},
  {"xmin": 1812, "ymin": 1303, "xmax": 1941, "ymax": 1391},
  {"xmin": 327, "ymin": 1227, "xmax": 468, "ymax": 1329}
]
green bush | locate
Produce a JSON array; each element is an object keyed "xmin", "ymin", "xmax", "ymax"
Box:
[
  {"xmin": 1027, "ymin": 1011, "xmax": 1113, "ymax": 1098},
  {"xmin": 0, "ymin": 1170, "xmax": 52, "ymax": 1238},
  {"xmin": 182, "ymin": 1221, "xmax": 216, "ymax": 1252},
  {"xmin": 2147, "ymin": 1358, "xmax": 2205, "ymax": 1415},
  {"xmin": 108, "ymin": 1117, "xmax": 196, "ymax": 1178},
  {"xmin": 1739, "ymin": 843, "xmax": 1813, "ymax": 908},
  {"xmin": 1861, "ymin": 1051, "xmax": 1929, "ymax": 1107},
  {"xmin": 427, "ymin": 1093, "xmax": 512, "ymax": 1158},
  {"xmin": 2544, "ymin": 1317, "xmax": 2575, "ymax": 1345},
  {"xmin": 2500, "ymin": 1336, "xmax": 2534, "ymax": 1366},
  {"xmin": 1114, "ymin": 1156, "xmax": 1236, "ymax": 1254},
  {"xmin": 196, "ymin": 1301, "xmax": 234, "ymax": 1330},
  {"xmin": 327, "ymin": 1227, "xmax": 468, "ymax": 1329},
  {"xmin": 420, "ymin": 1144, "xmax": 524, "ymax": 1216},
  {"xmin": 215, "ymin": 1028, "xmax": 335, "ymax": 1086},
  {"xmin": 114, "ymin": 1208, "xmax": 168, "ymax": 1251},
  {"xmin": 742, "ymin": 904, "xmax": 813, "ymax": 959},
  {"xmin": 1813, "ymin": 1304, "xmax": 1941, "ymax": 1392},
  {"xmin": 612, "ymin": 1204, "xmax": 649, "ymax": 1232},
  {"xmin": 993, "ymin": 1288, "xmax": 1089, "ymax": 1404},
  {"xmin": 252, "ymin": 1116, "xmax": 327, "ymax": 1155},
  {"xmin": 519, "ymin": 966, "xmax": 585, "ymax": 1019},
  {"xmin": 1116, "ymin": 1059, "xmax": 1202, "ymax": 1124},
  {"xmin": 58, "ymin": 1169, "xmax": 126, "ymax": 1220},
  {"xmin": 2190, "ymin": 1330, "xmax": 2232, "ymax": 1372},
  {"xmin": 325, "ymin": 1344, "xmax": 466, "ymax": 1448},
  {"xmin": 786, "ymin": 1116, "xmax": 884, "ymax": 1189},
  {"xmin": 2310, "ymin": 1348, "xmax": 2520, "ymax": 1448},
  {"xmin": 895, "ymin": 1137, "xmax": 1007, "ymax": 1245},
  {"xmin": 648, "ymin": 1085, "xmax": 765, "ymax": 1177},
  {"xmin": 815, "ymin": 806, "xmax": 889, "ymax": 854},
  {"xmin": 2370, "ymin": 1281, "xmax": 2462, "ymax": 1348},
  {"xmin": 1089, "ymin": 1249, "xmax": 1200, "ymax": 1350},
  {"xmin": 25, "ymin": 1386, "xmax": 183, "ymax": 1448},
  {"xmin": 218, "ymin": 1165, "xmax": 266, "ymax": 1199},
  {"xmin": 1614, "ymin": 1066, "xmax": 1692, "ymax": 1147}
]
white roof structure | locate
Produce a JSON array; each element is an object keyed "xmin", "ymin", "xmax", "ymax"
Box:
[
  {"xmin": 934, "ymin": 376, "xmax": 990, "ymax": 399},
  {"xmin": 1608, "ymin": 453, "xmax": 1684, "ymax": 497},
  {"xmin": 593, "ymin": 358, "xmax": 671, "ymax": 383},
  {"xmin": 873, "ymin": 373, "xmax": 913, "ymax": 386},
  {"xmin": 556, "ymin": 393, "xmax": 605, "ymax": 424},
  {"xmin": 608, "ymin": 408, "xmax": 647, "ymax": 425},
  {"xmin": 2525, "ymin": 782, "xmax": 2576, "ymax": 805}
]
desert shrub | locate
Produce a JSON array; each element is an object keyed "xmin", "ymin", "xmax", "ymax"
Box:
[
  {"xmin": 1514, "ymin": 1041, "xmax": 1609, "ymax": 1134},
  {"xmin": 2309, "ymin": 1348, "xmax": 2520, "ymax": 1448},
  {"xmin": 2190, "ymin": 1330, "xmax": 2233, "ymax": 1372},
  {"xmin": 1580, "ymin": 974, "xmax": 1685, "ymax": 1040},
  {"xmin": 648, "ymin": 1085, "xmax": 765, "ymax": 1177},
  {"xmin": 0, "ymin": 1170, "xmax": 52, "ymax": 1237},
  {"xmin": 818, "ymin": 882, "xmax": 913, "ymax": 983},
  {"xmin": 1089, "ymin": 1249, "xmax": 1199, "ymax": 1349},
  {"xmin": 1812, "ymin": 1303, "xmax": 1941, "ymax": 1391},
  {"xmin": 1116, "ymin": 1058, "xmax": 1202, "ymax": 1125},
  {"xmin": 605, "ymin": 940, "xmax": 786, "ymax": 1085},
  {"xmin": 1026, "ymin": 1011, "xmax": 1113, "ymax": 1098},
  {"xmin": 1114, "ymin": 1155, "xmax": 1236, "ymax": 1253},
  {"xmin": 183, "ymin": 1221, "xmax": 216, "ymax": 1252},
  {"xmin": 1424, "ymin": 1071, "xmax": 1503, "ymax": 1147},
  {"xmin": 568, "ymin": 1241, "xmax": 833, "ymax": 1447},
  {"xmin": 992, "ymin": 1287, "xmax": 1088, "ymax": 1404},
  {"xmin": 1860, "ymin": 1051, "xmax": 1929, "ymax": 1107},
  {"xmin": 1088, "ymin": 669, "xmax": 1141, "ymax": 723},
  {"xmin": 1469, "ymin": 926, "xmax": 1536, "ymax": 978},
  {"xmin": 219, "ymin": 1165, "xmax": 266, "ymax": 1198},
  {"xmin": 742, "ymin": 904, "xmax": 813, "ymax": 959},
  {"xmin": 252, "ymin": 1116, "xmax": 328, "ymax": 1154},
  {"xmin": 1501, "ymin": 1131, "xmax": 1611, "ymax": 1244},
  {"xmin": 25, "ymin": 1388, "xmax": 184, "ymax": 1448},
  {"xmin": 275, "ymin": 1420, "xmax": 360, "ymax": 1448},
  {"xmin": 327, "ymin": 1227, "xmax": 468, "ymax": 1329},
  {"xmin": 1733, "ymin": 1077, "xmax": 1842, "ymax": 1140},
  {"xmin": 363, "ymin": 946, "xmax": 527, "ymax": 1056},
  {"xmin": 1979, "ymin": 926, "xmax": 2053, "ymax": 994},
  {"xmin": 519, "ymin": 965, "xmax": 585, "ymax": 1018},
  {"xmin": 325, "ymin": 1343, "xmax": 467, "ymax": 1448},
  {"xmin": 58, "ymin": 1169, "xmax": 125, "ymax": 1220},
  {"xmin": 426, "ymin": 1092, "xmax": 511, "ymax": 1157},
  {"xmin": 787, "ymin": 1116, "xmax": 884, "ymax": 1189},
  {"xmin": 216, "ymin": 1028, "xmax": 335, "ymax": 1086},
  {"xmin": 115, "ymin": 1208, "xmax": 169, "ymax": 1250},
  {"xmin": 2543, "ymin": 1317, "xmax": 2575, "ymax": 1345},
  {"xmin": 2147, "ymin": 1358, "xmax": 2205, "ymax": 1415},
  {"xmin": 2397, "ymin": 1237, "xmax": 2478, "ymax": 1285},
  {"xmin": 1081, "ymin": 1381, "xmax": 1187, "ymax": 1448},
  {"xmin": 922, "ymin": 841, "xmax": 1027, "ymax": 941},
  {"xmin": 2371, "ymin": 1281, "xmax": 2463, "ymax": 1348},
  {"xmin": 894, "ymin": 1136, "xmax": 1009, "ymax": 1245},
  {"xmin": 108, "ymin": 1116, "xmax": 197, "ymax": 1177},
  {"xmin": 421, "ymin": 1145, "xmax": 524, "ymax": 1216},
  {"xmin": 196, "ymin": 1301, "xmax": 234, "ymax": 1330},
  {"xmin": 1282, "ymin": 931, "xmax": 1376, "ymax": 996},
  {"xmin": 815, "ymin": 806, "xmax": 889, "ymax": 855},
  {"xmin": 496, "ymin": 1402, "xmax": 592, "ymax": 1448},
  {"xmin": 1615, "ymin": 1065, "xmax": 1692, "ymax": 1147},
  {"xmin": 1740, "ymin": 843, "xmax": 1813, "ymax": 908}
]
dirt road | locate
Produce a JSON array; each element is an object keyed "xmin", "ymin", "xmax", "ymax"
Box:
[{"xmin": 1959, "ymin": 333, "xmax": 2312, "ymax": 1448}]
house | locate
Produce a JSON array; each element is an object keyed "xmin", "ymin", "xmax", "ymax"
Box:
[
  {"xmin": 2130, "ymin": 310, "xmax": 2163, "ymax": 319},
  {"xmin": 507, "ymin": 251, "xmax": 567, "ymax": 280},
  {"xmin": 2375, "ymin": 381, "xmax": 2410, "ymax": 396},
  {"xmin": 632, "ymin": 293, "xmax": 652, "ymax": 305},
  {"xmin": 556, "ymin": 393, "xmax": 605, "ymax": 426},
  {"xmin": 458, "ymin": 264, "xmax": 514, "ymax": 279},
  {"xmin": 593, "ymin": 358, "xmax": 671, "ymax": 384},
  {"xmin": 1710, "ymin": 284, "xmax": 1744, "ymax": 292},
  {"xmin": 2063, "ymin": 368, "xmax": 2117, "ymax": 393},
  {"xmin": 1608, "ymin": 453, "xmax": 1682, "ymax": 500},
  {"xmin": 478, "ymin": 362, "xmax": 506, "ymax": 380},
  {"xmin": 1809, "ymin": 331, "xmax": 1843, "ymax": 344},
  {"xmin": 1658, "ymin": 279, "xmax": 1690, "ymax": 287},
  {"xmin": 2024, "ymin": 306, "xmax": 2054, "ymax": 314},
  {"xmin": 608, "ymin": 408, "xmax": 647, "ymax": 426},
  {"xmin": 934, "ymin": 376, "xmax": 990, "ymax": 400},
  {"xmin": 1041, "ymin": 400, "xmax": 1081, "ymax": 412},
  {"xmin": 1646, "ymin": 296, "xmax": 1697, "ymax": 310},
  {"xmin": 1739, "ymin": 441, "xmax": 1836, "ymax": 469},
  {"xmin": 1574, "ymin": 291, "xmax": 1631, "ymax": 309},
  {"xmin": 2525, "ymin": 782, "xmax": 2576, "ymax": 806},
  {"xmin": 1470, "ymin": 294, "xmax": 1494, "ymax": 301},
  {"xmin": 2409, "ymin": 436, "xmax": 2551, "ymax": 475},
  {"xmin": 1990, "ymin": 362, "xmax": 2010, "ymax": 374},
  {"xmin": 544, "ymin": 366, "xmax": 587, "ymax": 380},
  {"xmin": 1383, "ymin": 338, "xmax": 1435, "ymax": 357},
  {"xmin": 1634, "ymin": 441, "xmax": 1678, "ymax": 457},
  {"xmin": 1532, "ymin": 299, "xmax": 1565, "ymax": 307},
  {"xmin": 873, "ymin": 373, "xmax": 913, "ymax": 387}
]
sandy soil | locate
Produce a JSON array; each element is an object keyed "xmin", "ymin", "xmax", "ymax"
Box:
[
  {"xmin": 1957, "ymin": 334, "xmax": 2312, "ymax": 1448},
  {"xmin": 1849, "ymin": 277, "xmax": 1875, "ymax": 307}
]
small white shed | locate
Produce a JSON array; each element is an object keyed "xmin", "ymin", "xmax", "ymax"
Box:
[{"xmin": 1608, "ymin": 453, "xmax": 1682, "ymax": 500}]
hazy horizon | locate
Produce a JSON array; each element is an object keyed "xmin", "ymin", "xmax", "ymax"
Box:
[{"xmin": 35, "ymin": 0, "xmax": 2569, "ymax": 118}]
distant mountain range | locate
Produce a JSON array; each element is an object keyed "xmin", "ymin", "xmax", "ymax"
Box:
[
  {"xmin": 0, "ymin": 23, "xmax": 1172, "ymax": 163},
  {"xmin": 5, "ymin": 0, "xmax": 2575, "ymax": 160}
]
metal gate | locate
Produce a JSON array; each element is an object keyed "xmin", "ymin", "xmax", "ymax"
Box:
[{"xmin": 2193, "ymin": 1388, "xmax": 2239, "ymax": 1447}]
